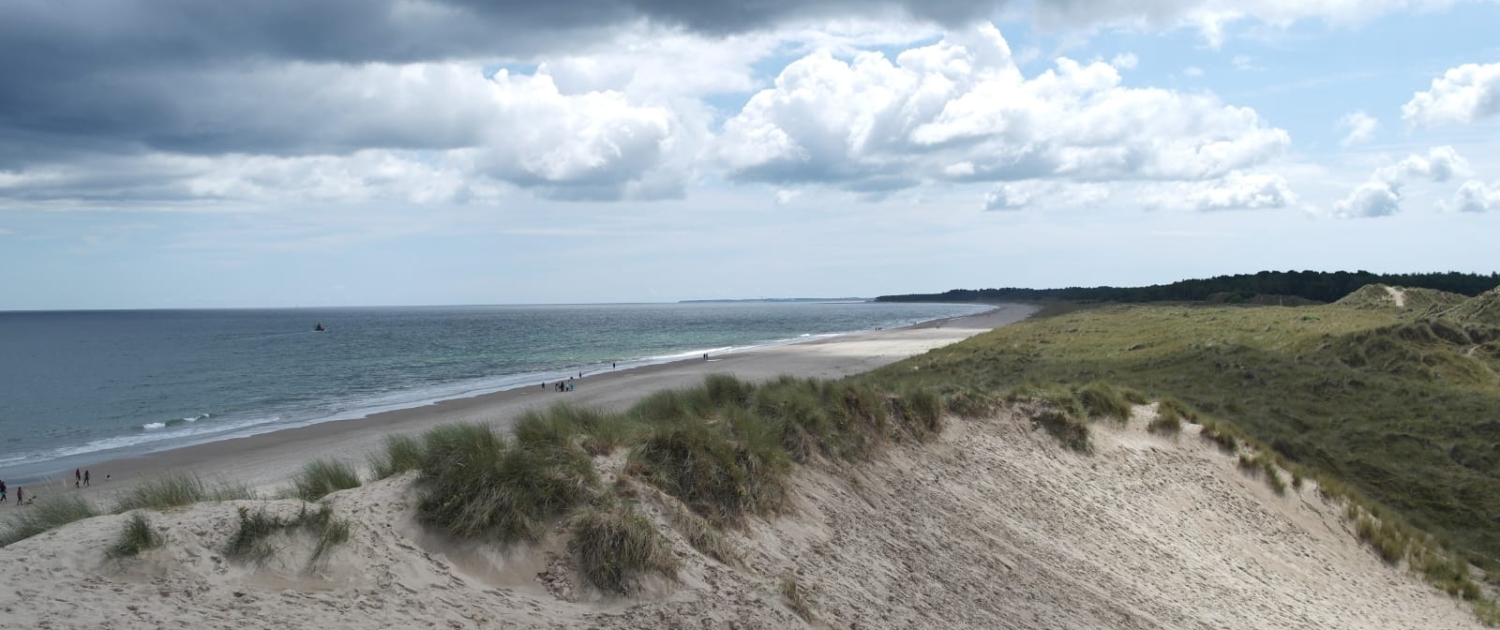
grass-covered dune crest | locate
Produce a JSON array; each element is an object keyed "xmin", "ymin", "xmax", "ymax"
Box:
[{"xmin": 19, "ymin": 379, "xmax": 1500, "ymax": 628}]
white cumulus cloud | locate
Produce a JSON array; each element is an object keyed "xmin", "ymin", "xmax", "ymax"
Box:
[
  {"xmin": 475, "ymin": 70, "xmax": 684, "ymax": 200},
  {"xmin": 1184, "ymin": 171, "xmax": 1296, "ymax": 211},
  {"xmin": 1136, "ymin": 171, "xmax": 1295, "ymax": 212},
  {"xmin": 1334, "ymin": 181, "xmax": 1402, "ymax": 218},
  {"xmin": 1337, "ymin": 111, "xmax": 1379, "ymax": 146},
  {"xmin": 983, "ymin": 184, "xmax": 1031, "ymax": 211},
  {"xmin": 1372, "ymin": 145, "xmax": 1471, "ymax": 183},
  {"xmin": 1402, "ymin": 61, "xmax": 1500, "ymax": 127},
  {"xmin": 717, "ymin": 24, "xmax": 1289, "ymax": 195},
  {"xmin": 1446, "ymin": 180, "xmax": 1500, "ymax": 213},
  {"xmin": 1333, "ymin": 146, "xmax": 1471, "ymax": 218}
]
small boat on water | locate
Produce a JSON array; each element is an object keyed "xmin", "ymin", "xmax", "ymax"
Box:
[{"xmin": 314, "ymin": 323, "xmax": 326, "ymax": 332}]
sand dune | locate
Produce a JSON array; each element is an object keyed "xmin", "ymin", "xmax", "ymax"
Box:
[{"xmin": 0, "ymin": 401, "xmax": 1481, "ymax": 629}]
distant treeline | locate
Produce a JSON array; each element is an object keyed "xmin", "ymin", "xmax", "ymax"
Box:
[{"xmin": 875, "ymin": 271, "xmax": 1500, "ymax": 305}]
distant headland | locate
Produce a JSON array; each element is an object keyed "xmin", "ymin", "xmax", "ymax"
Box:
[{"xmin": 678, "ymin": 297, "xmax": 869, "ymax": 304}]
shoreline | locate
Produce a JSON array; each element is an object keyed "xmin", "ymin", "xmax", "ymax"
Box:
[
  {"xmin": 3, "ymin": 304, "xmax": 995, "ymax": 481},
  {"xmin": 22, "ymin": 303, "xmax": 1036, "ymax": 501}
]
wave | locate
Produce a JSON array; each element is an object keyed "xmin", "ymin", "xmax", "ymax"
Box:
[
  {"xmin": 1, "ymin": 414, "xmax": 284, "ymax": 476},
  {"xmin": 140, "ymin": 413, "xmax": 210, "ymax": 431}
]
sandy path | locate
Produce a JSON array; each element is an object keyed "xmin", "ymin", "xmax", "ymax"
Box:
[
  {"xmin": 1386, "ymin": 285, "xmax": 1408, "ymax": 308},
  {"xmin": 0, "ymin": 401, "xmax": 1480, "ymax": 630},
  {"xmin": 41, "ymin": 304, "xmax": 1034, "ymax": 500}
]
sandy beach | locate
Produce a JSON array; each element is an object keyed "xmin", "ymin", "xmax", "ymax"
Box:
[{"xmin": 39, "ymin": 303, "xmax": 1035, "ymax": 501}]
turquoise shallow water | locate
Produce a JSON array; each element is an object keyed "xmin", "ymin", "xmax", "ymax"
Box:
[{"xmin": 0, "ymin": 301, "xmax": 987, "ymax": 480}]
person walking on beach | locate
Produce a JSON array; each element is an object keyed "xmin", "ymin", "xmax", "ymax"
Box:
[
  {"xmin": 84, "ymin": 470, "xmax": 90, "ymax": 487},
  {"xmin": 1, "ymin": 480, "xmax": 7, "ymax": 503},
  {"xmin": 75, "ymin": 468, "xmax": 81, "ymax": 489},
  {"xmin": 15, "ymin": 487, "xmax": 22, "ymax": 505}
]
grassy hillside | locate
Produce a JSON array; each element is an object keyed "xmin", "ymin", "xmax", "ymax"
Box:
[
  {"xmin": 876, "ymin": 270, "xmax": 1500, "ymax": 305},
  {"xmin": 861, "ymin": 286, "xmax": 1500, "ymax": 567}
]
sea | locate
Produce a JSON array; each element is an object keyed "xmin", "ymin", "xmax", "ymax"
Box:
[{"xmin": 0, "ymin": 301, "xmax": 988, "ymax": 482}]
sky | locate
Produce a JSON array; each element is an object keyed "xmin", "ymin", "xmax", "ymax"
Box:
[{"xmin": 2, "ymin": 0, "xmax": 1499, "ymax": 309}]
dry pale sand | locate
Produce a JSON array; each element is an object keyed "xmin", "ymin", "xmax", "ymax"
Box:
[
  {"xmin": 43, "ymin": 303, "xmax": 1034, "ymax": 499},
  {"xmin": 0, "ymin": 402, "xmax": 1482, "ymax": 629}
]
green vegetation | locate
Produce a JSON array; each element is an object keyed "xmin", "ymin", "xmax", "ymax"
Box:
[
  {"xmin": 108, "ymin": 512, "xmax": 163, "ymax": 558},
  {"xmin": 1235, "ymin": 452, "xmax": 1288, "ymax": 495},
  {"xmin": 860, "ymin": 286, "xmax": 1500, "ymax": 622},
  {"xmin": 225, "ymin": 503, "xmax": 350, "ymax": 566},
  {"xmin": 629, "ymin": 409, "xmax": 792, "ymax": 527},
  {"xmin": 1147, "ymin": 399, "xmax": 1186, "ymax": 435},
  {"xmin": 414, "ymin": 420, "xmax": 595, "ymax": 543},
  {"xmin": 1075, "ymin": 381, "xmax": 1132, "ymax": 423},
  {"xmin": 1029, "ymin": 405, "xmax": 1093, "ymax": 453},
  {"xmin": 385, "ymin": 375, "xmax": 941, "ymax": 593},
  {"xmin": 863, "ymin": 295, "xmax": 1500, "ymax": 561},
  {"xmin": 0, "ymin": 495, "xmax": 99, "ymax": 547},
  {"xmin": 113, "ymin": 472, "xmax": 254, "ymax": 512},
  {"xmin": 568, "ymin": 502, "xmax": 678, "ymax": 595},
  {"xmin": 288, "ymin": 459, "xmax": 361, "ymax": 501},
  {"xmin": 876, "ymin": 270, "xmax": 1499, "ymax": 304},
  {"xmin": 226, "ymin": 506, "xmax": 287, "ymax": 563},
  {"xmin": 660, "ymin": 498, "xmax": 738, "ymax": 565},
  {"xmin": 368, "ymin": 434, "xmax": 426, "ymax": 480}
]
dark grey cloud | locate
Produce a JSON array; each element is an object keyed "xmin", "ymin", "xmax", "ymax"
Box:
[
  {"xmin": 0, "ymin": 0, "xmax": 1351, "ymax": 205},
  {"xmin": 0, "ymin": 0, "xmax": 1023, "ymax": 168}
]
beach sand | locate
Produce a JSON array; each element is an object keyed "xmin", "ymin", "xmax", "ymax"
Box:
[{"xmin": 45, "ymin": 303, "xmax": 1035, "ymax": 500}]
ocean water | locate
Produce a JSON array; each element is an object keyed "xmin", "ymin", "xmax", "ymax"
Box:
[{"xmin": 0, "ymin": 301, "xmax": 987, "ymax": 481}]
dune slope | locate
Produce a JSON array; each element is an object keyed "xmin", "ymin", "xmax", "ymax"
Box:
[{"xmin": 0, "ymin": 404, "xmax": 1483, "ymax": 629}]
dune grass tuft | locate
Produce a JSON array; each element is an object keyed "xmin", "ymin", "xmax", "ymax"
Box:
[
  {"xmin": 368, "ymin": 434, "xmax": 426, "ymax": 480},
  {"xmin": 1076, "ymin": 381, "xmax": 1132, "ymax": 423},
  {"xmin": 1198, "ymin": 418, "xmax": 1239, "ymax": 453},
  {"xmin": 1260, "ymin": 459, "xmax": 1287, "ymax": 494},
  {"xmin": 301, "ymin": 503, "xmax": 351, "ymax": 564},
  {"xmin": 781, "ymin": 575, "xmax": 814, "ymax": 621},
  {"xmin": 113, "ymin": 472, "xmax": 253, "ymax": 513},
  {"xmin": 108, "ymin": 512, "xmax": 163, "ymax": 559},
  {"xmin": 1147, "ymin": 403, "xmax": 1183, "ymax": 435},
  {"xmin": 225, "ymin": 503, "xmax": 351, "ymax": 566},
  {"xmin": 630, "ymin": 414, "xmax": 790, "ymax": 527},
  {"xmin": 1032, "ymin": 407, "xmax": 1093, "ymax": 453},
  {"xmin": 289, "ymin": 459, "xmax": 361, "ymax": 501},
  {"xmin": 569, "ymin": 502, "xmax": 679, "ymax": 595},
  {"xmin": 661, "ymin": 497, "xmax": 738, "ymax": 565},
  {"xmin": 225, "ymin": 506, "xmax": 285, "ymax": 563},
  {"xmin": 415, "ymin": 421, "xmax": 596, "ymax": 543},
  {"xmin": 0, "ymin": 494, "xmax": 99, "ymax": 547}
]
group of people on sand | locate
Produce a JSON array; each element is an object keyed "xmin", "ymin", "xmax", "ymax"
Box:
[
  {"xmin": 539, "ymin": 363, "xmax": 627, "ymax": 393},
  {"xmin": 0, "ymin": 480, "xmax": 26, "ymax": 506},
  {"xmin": 0, "ymin": 469, "xmax": 103, "ymax": 507}
]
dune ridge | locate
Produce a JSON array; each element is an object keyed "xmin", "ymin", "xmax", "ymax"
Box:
[{"xmin": 0, "ymin": 400, "xmax": 1484, "ymax": 630}]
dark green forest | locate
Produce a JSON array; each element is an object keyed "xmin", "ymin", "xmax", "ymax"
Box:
[{"xmin": 875, "ymin": 270, "xmax": 1500, "ymax": 304}]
